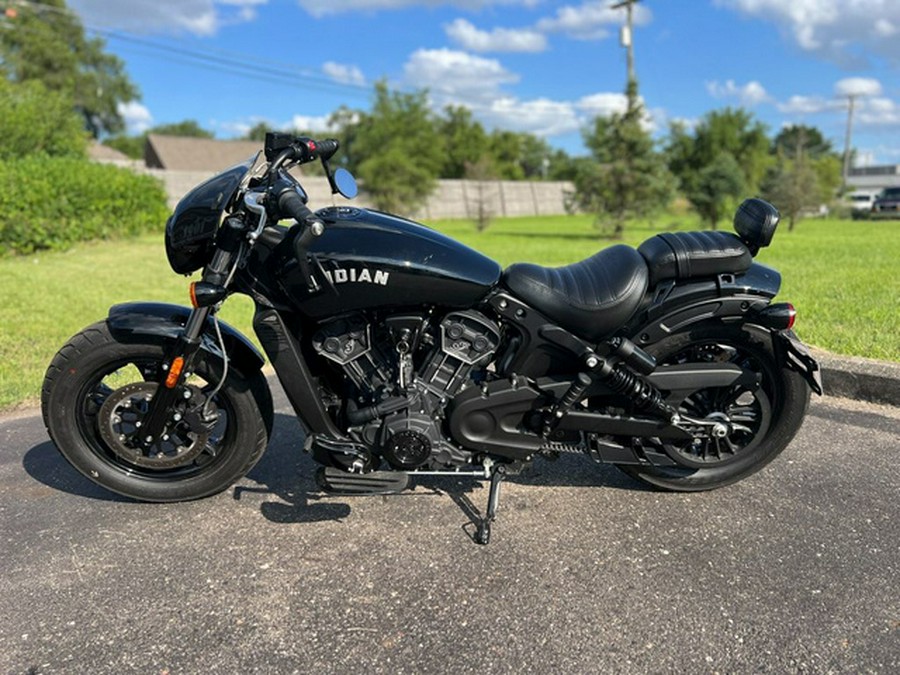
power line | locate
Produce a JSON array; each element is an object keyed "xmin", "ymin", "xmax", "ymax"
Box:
[{"xmin": 2, "ymin": 0, "xmax": 374, "ymax": 99}]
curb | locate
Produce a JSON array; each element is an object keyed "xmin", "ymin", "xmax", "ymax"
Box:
[{"xmin": 811, "ymin": 348, "xmax": 900, "ymax": 407}]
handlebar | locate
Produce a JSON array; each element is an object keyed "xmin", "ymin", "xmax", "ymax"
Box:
[
  {"xmin": 277, "ymin": 186, "xmax": 316, "ymax": 224},
  {"xmin": 275, "ymin": 183, "xmax": 325, "ymax": 291},
  {"xmin": 268, "ymin": 136, "xmax": 340, "ymax": 173},
  {"xmin": 276, "ymin": 183, "xmax": 325, "ymax": 247}
]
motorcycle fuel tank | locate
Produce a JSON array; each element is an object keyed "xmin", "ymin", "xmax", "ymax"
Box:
[{"xmin": 280, "ymin": 207, "xmax": 502, "ymax": 318}]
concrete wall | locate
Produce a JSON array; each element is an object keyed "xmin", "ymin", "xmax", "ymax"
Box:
[{"xmin": 143, "ymin": 168, "xmax": 575, "ymax": 219}]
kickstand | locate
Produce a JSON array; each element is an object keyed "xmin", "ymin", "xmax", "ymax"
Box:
[{"xmin": 475, "ymin": 465, "xmax": 506, "ymax": 545}]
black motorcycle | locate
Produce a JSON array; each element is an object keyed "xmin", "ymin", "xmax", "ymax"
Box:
[{"xmin": 42, "ymin": 133, "xmax": 822, "ymax": 544}]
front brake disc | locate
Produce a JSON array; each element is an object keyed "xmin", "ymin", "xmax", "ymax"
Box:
[{"xmin": 97, "ymin": 382, "xmax": 211, "ymax": 469}]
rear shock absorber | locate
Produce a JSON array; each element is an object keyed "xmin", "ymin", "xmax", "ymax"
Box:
[{"xmin": 590, "ymin": 357, "xmax": 678, "ymax": 422}]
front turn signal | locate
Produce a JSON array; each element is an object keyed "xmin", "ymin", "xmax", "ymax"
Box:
[
  {"xmin": 165, "ymin": 356, "xmax": 185, "ymax": 389},
  {"xmin": 189, "ymin": 281, "xmax": 227, "ymax": 308}
]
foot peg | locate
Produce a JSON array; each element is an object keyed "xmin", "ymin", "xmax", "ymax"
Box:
[{"xmin": 316, "ymin": 467, "xmax": 410, "ymax": 495}]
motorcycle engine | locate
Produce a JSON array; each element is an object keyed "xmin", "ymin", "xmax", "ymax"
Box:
[{"xmin": 312, "ymin": 310, "xmax": 501, "ymax": 470}]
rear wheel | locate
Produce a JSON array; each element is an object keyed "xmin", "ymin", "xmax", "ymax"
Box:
[
  {"xmin": 41, "ymin": 321, "xmax": 272, "ymax": 502},
  {"xmin": 616, "ymin": 324, "xmax": 810, "ymax": 491}
]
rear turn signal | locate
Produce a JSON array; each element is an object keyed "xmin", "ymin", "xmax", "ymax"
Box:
[{"xmin": 758, "ymin": 303, "xmax": 796, "ymax": 330}]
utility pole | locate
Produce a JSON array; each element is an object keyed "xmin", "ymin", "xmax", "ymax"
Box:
[
  {"xmin": 841, "ymin": 94, "xmax": 856, "ymax": 191},
  {"xmin": 612, "ymin": 0, "xmax": 640, "ymax": 112}
]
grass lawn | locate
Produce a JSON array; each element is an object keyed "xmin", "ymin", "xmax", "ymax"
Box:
[{"xmin": 1, "ymin": 214, "xmax": 897, "ymax": 411}]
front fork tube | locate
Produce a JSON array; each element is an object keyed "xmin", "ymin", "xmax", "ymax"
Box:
[
  {"xmin": 139, "ymin": 242, "xmax": 239, "ymax": 446},
  {"xmin": 138, "ymin": 306, "xmax": 211, "ymax": 447}
]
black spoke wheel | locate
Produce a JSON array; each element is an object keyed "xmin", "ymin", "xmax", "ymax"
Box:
[
  {"xmin": 615, "ymin": 325, "xmax": 810, "ymax": 492},
  {"xmin": 42, "ymin": 321, "xmax": 272, "ymax": 502}
]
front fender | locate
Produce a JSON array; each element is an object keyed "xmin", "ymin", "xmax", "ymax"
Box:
[{"xmin": 106, "ymin": 302, "xmax": 266, "ymax": 379}]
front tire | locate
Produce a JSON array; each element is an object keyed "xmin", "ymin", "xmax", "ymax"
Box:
[
  {"xmin": 41, "ymin": 321, "xmax": 272, "ymax": 502},
  {"xmin": 617, "ymin": 324, "xmax": 810, "ymax": 491}
]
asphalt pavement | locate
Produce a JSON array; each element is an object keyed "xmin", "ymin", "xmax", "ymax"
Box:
[{"xmin": 1, "ymin": 386, "xmax": 898, "ymax": 674}]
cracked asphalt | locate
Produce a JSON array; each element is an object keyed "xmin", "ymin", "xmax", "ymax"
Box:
[{"xmin": 1, "ymin": 386, "xmax": 898, "ymax": 674}]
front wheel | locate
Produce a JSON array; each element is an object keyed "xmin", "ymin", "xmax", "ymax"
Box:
[
  {"xmin": 616, "ymin": 325, "xmax": 810, "ymax": 491},
  {"xmin": 41, "ymin": 321, "xmax": 272, "ymax": 502}
]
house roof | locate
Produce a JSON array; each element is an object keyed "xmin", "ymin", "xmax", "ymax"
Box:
[
  {"xmin": 145, "ymin": 134, "xmax": 262, "ymax": 171},
  {"xmin": 88, "ymin": 142, "xmax": 132, "ymax": 163}
]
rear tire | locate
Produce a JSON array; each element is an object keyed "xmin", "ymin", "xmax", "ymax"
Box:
[
  {"xmin": 41, "ymin": 321, "xmax": 272, "ymax": 502},
  {"xmin": 616, "ymin": 324, "xmax": 810, "ymax": 491}
]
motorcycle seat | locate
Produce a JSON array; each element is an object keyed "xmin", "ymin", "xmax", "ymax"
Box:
[
  {"xmin": 503, "ymin": 245, "xmax": 649, "ymax": 342},
  {"xmin": 637, "ymin": 231, "xmax": 752, "ymax": 287}
]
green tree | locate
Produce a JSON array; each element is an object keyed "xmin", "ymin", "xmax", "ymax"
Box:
[
  {"xmin": 763, "ymin": 126, "xmax": 842, "ymax": 230},
  {"xmin": 666, "ymin": 108, "xmax": 772, "ymax": 225},
  {"xmin": 243, "ymin": 121, "xmax": 274, "ymax": 142},
  {"xmin": 353, "ymin": 82, "xmax": 444, "ymax": 213},
  {"xmin": 439, "ymin": 106, "xmax": 488, "ymax": 179},
  {"xmin": 150, "ymin": 120, "xmax": 214, "ymax": 138},
  {"xmin": 463, "ymin": 157, "xmax": 498, "ymax": 231},
  {"xmin": 690, "ymin": 152, "xmax": 746, "ymax": 229},
  {"xmin": 0, "ymin": 78, "xmax": 87, "ymax": 159},
  {"xmin": 573, "ymin": 102, "xmax": 676, "ymax": 238},
  {"xmin": 104, "ymin": 119, "xmax": 215, "ymax": 160},
  {"xmin": 773, "ymin": 124, "xmax": 833, "ymax": 159},
  {"xmin": 517, "ymin": 133, "xmax": 554, "ymax": 179},
  {"xmin": 667, "ymin": 108, "xmax": 771, "ymax": 192},
  {"xmin": 325, "ymin": 106, "xmax": 363, "ymax": 172},
  {"xmin": 762, "ymin": 157, "xmax": 818, "ymax": 230},
  {"xmin": 0, "ymin": 0, "xmax": 139, "ymax": 136},
  {"xmin": 103, "ymin": 134, "xmax": 144, "ymax": 159}
]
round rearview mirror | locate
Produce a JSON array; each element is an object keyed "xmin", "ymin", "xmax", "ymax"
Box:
[{"xmin": 333, "ymin": 168, "xmax": 358, "ymax": 199}]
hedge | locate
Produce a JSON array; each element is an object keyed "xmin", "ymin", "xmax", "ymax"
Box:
[
  {"xmin": 0, "ymin": 157, "xmax": 170, "ymax": 255},
  {"xmin": 0, "ymin": 79, "xmax": 88, "ymax": 161}
]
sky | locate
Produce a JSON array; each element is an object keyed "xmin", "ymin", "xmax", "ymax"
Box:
[{"xmin": 60, "ymin": 0, "xmax": 900, "ymax": 164}]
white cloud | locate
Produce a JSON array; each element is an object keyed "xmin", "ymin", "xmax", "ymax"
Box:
[
  {"xmin": 322, "ymin": 61, "xmax": 366, "ymax": 86},
  {"xmin": 536, "ymin": 1, "xmax": 652, "ymax": 41},
  {"xmin": 295, "ymin": 0, "xmax": 536, "ymax": 19},
  {"xmin": 857, "ymin": 98, "xmax": 900, "ymax": 127},
  {"xmin": 774, "ymin": 80, "xmax": 900, "ymax": 128},
  {"xmin": 445, "ymin": 18, "xmax": 546, "ymax": 53},
  {"xmin": 481, "ymin": 98, "xmax": 580, "ymax": 136},
  {"xmin": 71, "ymin": 0, "xmax": 267, "ymax": 35},
  {"xmin": 577, "ymin": 92, "xmax": 629, "ymax": 118},
  {"xmin": 834, "ymin": 77, "xmax": 882, "ymax": 98},
  {"xmin": 716, "ymin": 0, "xmax": 900, "ymax": 65},
  {"xmin": 402, "ymin": 49, "xmax": 586, "ymax": 137},
  {"xmin": 290, "ymin": 114, "xmax": 340, "ymax": 132},
  {"xmin": 214, "ymin": 112, "xmax": 351, "ymax": 137},
  {"xmin": 776, "ymin": 95, "xmax": 833, "ymax": 115},
  {"xmin": 404, "ymin": 49, "xmax": 519, "ymax": 106},
  {"xmin": 117, "ymin": 101, "xmax": 154, "ymax": 134},
  {"xmin": 706, "ymin": 79, "xmax": 772, "ymax": 106}
]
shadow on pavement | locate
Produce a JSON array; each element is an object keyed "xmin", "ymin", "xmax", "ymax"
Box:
[
  {"xmin": 22, "ymin": 441, "xmax": 133, "ymax": 502},
  {"xmin": 23, "ymin": 413, "xmax": 652, "ymax": 528}
]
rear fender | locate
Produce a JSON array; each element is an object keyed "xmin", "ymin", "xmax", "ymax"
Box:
[
  {"xmin": 106, "ymin": 302, "xmax": 266, "ymax": 381},
  {"xmin": 628, "ymin": 263, "xmax": 781, "ymax": 347},
  {"xmin": 773, "ymin": 329, "xmax": 824, "ymax": 395}
]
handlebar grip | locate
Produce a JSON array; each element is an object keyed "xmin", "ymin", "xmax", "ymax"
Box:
[
  {"xmin": 315, "ymin": 138, "xmax": 339, "ymax": 161},
  {"xmin": 277, "ymin": 188, "xmax": 315, "ymax": 224},
  {"xmin": 278, "ymin": 188, "xmax": 325, "ymax": 249}
]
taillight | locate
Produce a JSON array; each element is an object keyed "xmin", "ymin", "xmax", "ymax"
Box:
[{"xmin": 757, "ymin": 303, "xmax": 796, "ymax": 330}]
